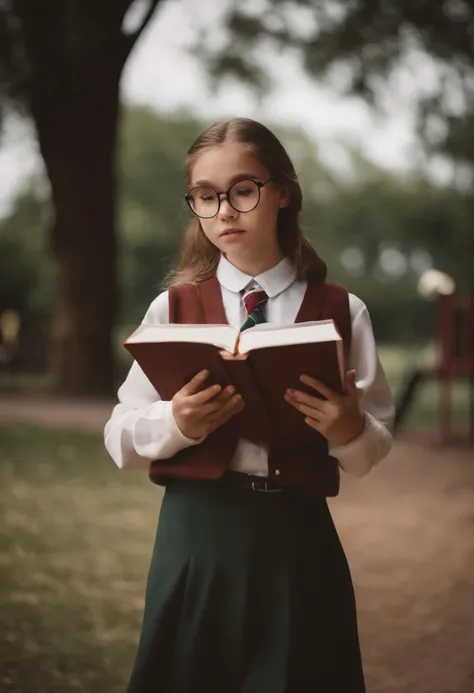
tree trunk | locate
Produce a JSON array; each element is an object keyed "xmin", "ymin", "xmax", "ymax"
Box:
[
  {"xmin": 14, "ymin": 5, "xmax": 121, "ymax": 395},
  {"xmin": 46, "ymin": 107, "xmax": 119, "ymax": 396},
  {"xmin": 39, "ymin": 69, "xmax": 121, "ymax": 396},
  {"xmin": 13, "ymin": 1, "xmax": 161, "ymax": 395}
]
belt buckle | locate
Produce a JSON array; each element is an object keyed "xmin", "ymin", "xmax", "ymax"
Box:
[{"xmin": 250, "ymin": 480, "xmax": 282, "ymax": 493}]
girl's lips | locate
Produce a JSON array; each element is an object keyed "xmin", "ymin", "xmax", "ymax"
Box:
[{"xmin": 220, "ymin": 228, "xmax": 246, "ymax": 237}]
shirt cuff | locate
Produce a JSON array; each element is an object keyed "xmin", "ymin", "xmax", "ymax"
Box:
[
  {"xmin": 329, "ymin": 411, "xmax": 393, "ymax": 478},
  {"xmin": 133, "ymin": 400, "xmax": 206, "ymax": 460}
]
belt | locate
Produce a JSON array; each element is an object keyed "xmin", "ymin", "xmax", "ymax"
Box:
[{"xmin": 223, "ymin": 471, "xmax": 284, "ymax": 493}]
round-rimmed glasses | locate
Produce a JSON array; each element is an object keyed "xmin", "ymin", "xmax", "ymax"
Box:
[{"xmin": 184, "ymin": 178, "xmax": 273, "ymax": 219}]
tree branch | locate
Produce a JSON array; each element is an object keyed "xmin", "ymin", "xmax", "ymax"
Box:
[{"xmin": 120, "ymin": 0, "xmax": 161, "ymax": 63}]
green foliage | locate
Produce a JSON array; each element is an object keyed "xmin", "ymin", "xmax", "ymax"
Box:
[
  {"xmin": 118, "ymin": 107, "xmax": 200, "ymax": 241},
  {"xmin": 313, "ymin": 167, "xmax": 474, "ymax": 288},
  {"xmin": 0, "ymin": 184, "xmax": 52, "ymax": 314},
  {"xmin": 117, "ymin": 108, "xmax": 203, "ymax": 321},
  {"xmin": 442, "ymin": 114, "xmax": 474, "ymax": 165}
]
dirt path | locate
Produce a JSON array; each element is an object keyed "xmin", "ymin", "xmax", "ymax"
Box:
[
  {"xmin": 0, "ymin": 392, "xmax": 114, "ymax": 431},
  {"xmin": 332, "ymin": 434, "xmax": 474, "ymax": 693},
  {"xmin": 1, "ymin": 392, "xmax": 473, "ymax": 692}
]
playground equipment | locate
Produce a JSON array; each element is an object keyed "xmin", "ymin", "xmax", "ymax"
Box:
[{"xmin": 395, "ymin": 292, "xmax": 474, "ymax": 443}]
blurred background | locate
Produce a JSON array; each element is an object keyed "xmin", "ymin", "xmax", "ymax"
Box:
[{"xmin": 1, "ymin": 1, "xmax": 473, "ymax": 692}]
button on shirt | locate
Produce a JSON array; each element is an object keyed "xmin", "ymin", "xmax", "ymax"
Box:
[{"xmin": 104, "ymin": 255, "xmax": 395, "ymax": 478}]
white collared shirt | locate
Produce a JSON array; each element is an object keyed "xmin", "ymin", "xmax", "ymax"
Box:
[{"xmin": 104, "ymin": 255, "xmax": 395, "ymax": 478}]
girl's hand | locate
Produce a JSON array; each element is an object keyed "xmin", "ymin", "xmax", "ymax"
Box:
[
  {"xmin": 284, "ymin": 370, "xmax": 365, "ymax": 447},
  {"xmin": 172, "ymin": 369, "xmax": 245, "ymax": 439}
]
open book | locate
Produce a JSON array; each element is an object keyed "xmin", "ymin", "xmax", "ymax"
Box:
[{"xmin": 124, "ymin": 320, "xmax": 345, "ymax": 444}]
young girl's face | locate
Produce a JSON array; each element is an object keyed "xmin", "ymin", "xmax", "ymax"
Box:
[{"xmin": 188, "ymin": 142, "xmax": 288, "ymax": 269}]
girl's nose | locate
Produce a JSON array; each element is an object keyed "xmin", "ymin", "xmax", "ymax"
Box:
[{"xmin": 217, "ymin": 197, "xmax": 238, "ymax": 220}]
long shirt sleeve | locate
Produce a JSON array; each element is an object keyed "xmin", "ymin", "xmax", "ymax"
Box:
[
  {"xmin": 329, "ymin": 300, "xmax": 394, "ymax": 477},
  {"xmin": 104, "ymin": 292, "xmax": 203, "ymax": 469}
]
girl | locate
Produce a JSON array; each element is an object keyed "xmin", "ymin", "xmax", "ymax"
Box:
[{"xmin": 105, "ymin": 117, "xmax": 395, "ymax": 693}]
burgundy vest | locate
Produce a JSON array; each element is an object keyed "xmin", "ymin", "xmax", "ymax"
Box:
[{"xmin": 148, "ymin": 276, "xmax": 351, "ymax": 497}]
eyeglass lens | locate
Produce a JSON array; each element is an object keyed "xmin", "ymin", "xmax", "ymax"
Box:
[{"xmin": 187, "ymin": 179, "xmax": 260, "ymax": 218}]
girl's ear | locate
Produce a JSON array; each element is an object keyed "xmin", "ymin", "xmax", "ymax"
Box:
[{"xmin": 279, "ymin": 184, "xmax": 290, "ymax": 209}]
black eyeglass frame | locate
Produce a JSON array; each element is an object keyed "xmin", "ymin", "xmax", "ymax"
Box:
[{"xmin": 184, "ymin": 178, "xmax": 273, "ymax": 219}]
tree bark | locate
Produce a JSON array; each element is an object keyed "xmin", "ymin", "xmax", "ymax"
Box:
[
  {"xmin": 37, "ymin": 57, "xmax": 121, "ymax": 396},
  {"xmin": 46, "ymin": 93, "xmax": 120, "ymax": 396},
  {"xmin": 14, "ymin": 0, "xmax": 160, "ymax": 395}
]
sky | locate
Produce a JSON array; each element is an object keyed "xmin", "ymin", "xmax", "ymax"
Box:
[{"xmin": 0, "ymin": 0, "xmax": 445, "ymax": 219}]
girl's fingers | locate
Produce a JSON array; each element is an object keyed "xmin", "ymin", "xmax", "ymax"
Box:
[
  {"xmin": 186, "ymin": 383, "xmax": 221, "ymax": 406},
  {"xmin": 345, "ymin": 370, "xmax": 360, "ymax": 398},
  {"xmin": 299, "ymin": 375, "xmax": 337, "ymax": 401},
  {"xmin": 181, "ymin": 370, "xmax": 211, "ymax": 395},
  {"xmin": 208, "ymin": 396, "xmax": 245, "ymax": 431},
  {"xmin": 213, "ymin": 386, "xmax": 237, "ymax": 406},
  {"xmin": 286, "ymin": 398, "xmax": 322, "ymax": 422},
  {"xmin": 207, "ymin": 393, "xmax": 243, "ymax": 423},
  {"xmin": 304, "ymin": 416, "xmax": 322, "ymax": 432},
  {"xmin": 189, "ymin": 383, "xmax": 234, "ymax": 407},
  {"xmin": 285, "ymin": 389, "xmax": 325, "ymax": 410}
]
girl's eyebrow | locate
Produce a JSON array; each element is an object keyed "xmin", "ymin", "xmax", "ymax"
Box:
[{"xmin": 192, "ymin": 172, "xmax": 260, "ymax": 188}]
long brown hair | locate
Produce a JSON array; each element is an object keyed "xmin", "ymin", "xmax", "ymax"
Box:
[{"xmin": 165, "ymin": 118, "xmax": 327, "ymax": 287}]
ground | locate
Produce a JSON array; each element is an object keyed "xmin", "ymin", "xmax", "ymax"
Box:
[{"xmin": 1, "ymin": 393, "xmax": 473, "ymax": 692}]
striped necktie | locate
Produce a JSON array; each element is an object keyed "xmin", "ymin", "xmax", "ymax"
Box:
[{"xmin": 241, "ymin": 284, "xmax": 268, "ymax": 332}]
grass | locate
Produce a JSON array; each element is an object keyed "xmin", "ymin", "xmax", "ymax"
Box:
[
  {"xmin": 0, "ymin": 371, "xmax": 52, "ymax": 392},
  {"xmin": 0, "ymin": 425, "xmax": 162, "ymax": 692}
]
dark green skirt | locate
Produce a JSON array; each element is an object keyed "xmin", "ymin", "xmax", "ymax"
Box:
[{"xmin": 127, "ymin": 476, "xmax": 366, "ymax": 693}]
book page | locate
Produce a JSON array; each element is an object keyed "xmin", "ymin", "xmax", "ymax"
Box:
[
  {"xmin": 126, "ymin": 324, "xmax": 239, "ymax": 354},
  {"xmin": 238, "ymin": 320, "xmax": 341, "ymax": 354}
]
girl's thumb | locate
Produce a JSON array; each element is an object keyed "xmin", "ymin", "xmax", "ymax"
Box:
[{"xmin": 345, "ymin": 369, "xmax": 357, "ymax": 393}]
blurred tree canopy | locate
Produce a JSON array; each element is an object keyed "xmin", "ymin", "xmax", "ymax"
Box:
[
  {"xmin": 1, "ymin": 0, "xmax": 473, "ymax": 394},
  {"xmin": 204, "ymin": 1, "xmax": 474, "ymax": 159}
]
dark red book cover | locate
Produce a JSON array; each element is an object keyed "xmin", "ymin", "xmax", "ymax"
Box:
[{"xmin": 125, "ymin": 335, "xmax": 344, "ymax": 445}]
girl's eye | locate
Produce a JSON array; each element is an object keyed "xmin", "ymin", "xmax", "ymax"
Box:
[
  {"xmin": 235, "ymin": 187, "xmax": 252, "ymax": 197},
  {"xmin": 196, "ymin": 190, "xmax": 216, "ymax": 203}
]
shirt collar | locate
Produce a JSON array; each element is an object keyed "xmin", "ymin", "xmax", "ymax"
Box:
[{"xmin": 216, "ymin": 254, "xmax": 296, "ymax": 298}]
